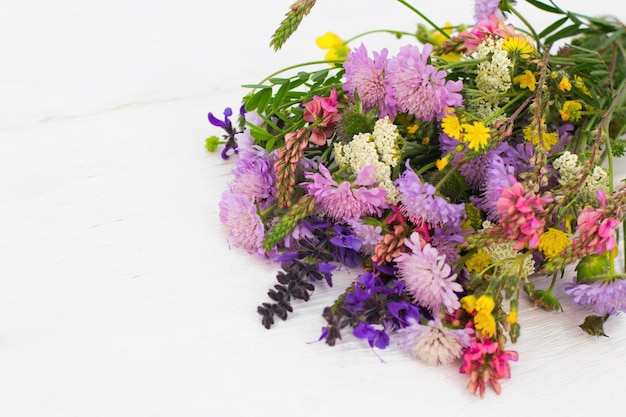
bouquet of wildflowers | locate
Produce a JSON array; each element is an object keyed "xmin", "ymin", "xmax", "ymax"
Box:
[{"xmin": 207, "ymin": 0, "xmax": 626, "ymax": 397}]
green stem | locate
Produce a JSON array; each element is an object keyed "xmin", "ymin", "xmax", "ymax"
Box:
[
  {"xmin": 509, "ymin": 6, "xmax": 541, "ymax": 51},
  {"xmin": 343, "ymin": 29, "xmax": 416, "ymax": 44},
  {"xmin": 257, "ymin": 60, "xmax": 344, "ymax": 85},
  {"xmin": 434, "ymin": 164, "xmax": 460, "ymax": 192},
  {"xmin": 396, "ymin": 0, "xmax": 450, "ymax": 40}
]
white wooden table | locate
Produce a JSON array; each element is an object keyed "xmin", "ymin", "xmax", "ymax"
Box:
[{"xmin": 2, "ymin": 0, "xmax": 625, "ymax": 415}]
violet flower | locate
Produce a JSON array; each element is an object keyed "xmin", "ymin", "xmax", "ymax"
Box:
[{"xmin": 208, "ymin": 106, "xmax": 242, "ymax": 159}]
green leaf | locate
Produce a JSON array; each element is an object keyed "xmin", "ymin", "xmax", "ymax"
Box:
[
  {"xmin": 311, "ymin": 68, "xmax": 329, "ymax": 83},
  {"xmin": 248, "ymin": 124, "xmax": 275, "ymax": 142},
  {"xmin": 297, "ymin": 71, "xmax": 310, "ymax": 81},
  {"xmin": 525, "ymin": 0, "xmax": 562, "ymax": 14},
  {"xmin": 545, "ymin": 24, "xmax": 585, "ymax": 46},
  {"xmin": 539, "ymin": 16, "xmax": 569, "ymax": 39},
  {"xmin": 241, "ymin": 84, "xmax": 272, "ymax": 90},
  {"xmin": 269, "ymin": 77, "xmax": 290, "ymax": 85},
  {"xmin": 272, "ymin": 81, "xmax": 291, "ymax": 112}
]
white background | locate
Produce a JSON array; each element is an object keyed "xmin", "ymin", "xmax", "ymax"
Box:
[{"xmin": 1, "ymin": 0, "xmax": 626, "ymax": 415}]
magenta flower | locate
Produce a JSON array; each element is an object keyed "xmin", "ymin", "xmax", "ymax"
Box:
[
  {"xmin": 460, "ymin": 336, "xmax": 518, "ymax": 397},
  {"xmin": 303, "ymin": 88, "xmax": 341, "ymax": 146},
  {"xmin": 573, "ymin": 191, "xmax": 619, "ymax": 255},
  {"xmin": 495, "ymin": 177, "xmax": 553, "ymax": 250},
  {"xmin": 457, "ymin": 15, "xmax": 520, "ymax": 53},
  {"xmin": 302, "ymin": 164, "xmax": 387, "ymax": 221},
  {"xmin": 343, "ymin": 44, "xmax": 397, "ymax": 119},
  {"xmin": 219, "ymin": 190, "xmax": 269, "ymax": 258},
  {"xmin": 387, "ymin": 44, "xmax": 463, "ymax": 121},
  {"xmin": 565, "ymin": 279, "xmax": 626, "ymax": 315},
  {"xmin": 395, "ymin": 232, "xmax": 463, "ymax": 314}
]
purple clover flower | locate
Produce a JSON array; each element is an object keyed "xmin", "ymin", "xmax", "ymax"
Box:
[
  {"xmin": 230, "ymin": 145, "xmax": 276, "ymax": 211},
  {"xmin": 218, "ymin": 189, "xmax": 269, "ymax": 258},
  {"xmin": 302, "ymin": 164, "xmax": 388, "ymax": 221},
  {"xmin": 565, "ymin": 279, "xmax": 626, "ymax": 315},
  {"xmin": 387, "ymin": 44, "xmax": 463, "ymax": 122},
  {"xmin": 343, "ymin": 44, "xmax": 397, "ymax": 119},
  {"xmin": 396, "ymin": 162, "xmax": 466, "ymax": 227},
  {"xmin": 474, "ymin": 0, "xmax": 508, "ymax": 21}
]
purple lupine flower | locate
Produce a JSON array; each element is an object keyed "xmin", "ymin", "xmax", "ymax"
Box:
[
  {"xmin": 565, "ymin": 279, "xmax": 626, "ymax": 315},
  {"xmin": 353, "ymin": 322, "xmax": 390, "ymax": 349},
  {"xmin": 387, "ymin": 44, "xmax": 463, "ymax": 122},
  {"xmin": 302, "ymin": 164, "xmax": 388, "ymax": 221},
  {"xmin": 395, "ymin": 232, "xmax": 463, "ymax": 314},
  {"xmin": 387, "ymin": 301, "xmax": 422, "ymax": 328},
  {"xmin": 219, "ymin": 189, "xmax": 268, "ymax": 258},
  {"xmin": 230, "ymin": 146, "xmax": 276, "ymax": 211},
  {"xmin": 396, "ymin": 162, "xmax": 466, "ymax": 227},
  {"xmin": 343, "ymin": 44, "xmax": 397, "ymax": 119},
  {"xmin": 474, "ymin": 0, "xmax": 507, "ymax": 21},
  {"xmin": 208, "ymin": 106, "xmax": 242, "ymax": 159},
  {"xmin": 397, "ymin": 317, "xmax": 473, "ymax": 365}
]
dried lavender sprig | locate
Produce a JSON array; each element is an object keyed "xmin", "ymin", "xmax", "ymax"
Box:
[{"xmin": 270, "ymin": 0, "xmax": 317, "ymax": 51}]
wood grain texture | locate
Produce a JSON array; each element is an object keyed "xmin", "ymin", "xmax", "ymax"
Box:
[{"xmin": 1, "ymin": 1, "xmax": 625, "ymax": 415}]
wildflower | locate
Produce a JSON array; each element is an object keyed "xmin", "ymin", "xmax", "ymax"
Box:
[
  {"xmin": 397, "ymin": 318, "xmax": 473, "ymax": 366},
  {"xmin": 343, "ymin": 44, "xmax": 397, "ymax": 119},
  {"xmin": 495, "ymin": 178, "xmax": 553, "ymax": 250},
  {"xmin": 395, "ymin": 232, "xmax": 463, "ymax": 314},
  {"xmin": 558, "ymin": 76, "xmax": 572, "ymax": 92},
  {"xmin": 208, "ymin": 106, "xmax": 240, "ymax": 159},
  {"xmin": 219, "ymin": 190, "xmax": 267, "ymax": 257},
  {"xmin": 502, "ymin": 36, "xmax": 534, "ymax": 58},
  {"xmin": 461, "ymin": 121, "xmax": 491, "ymax": 151},
  {"xmin": 316, "ymin": 32, "xmax": 349, "ymax": 62},
  {"xmin": 466, "ymin": 249, "xmax": 493, "ymax": 274},
  {"xmin": 436, "ymin": 155, "xmax": 450, "ymax": 171},
  {"xmin": 441, "ymin": 112, "xmax": 462, "ymax": 139},
  {"xmin": 472, "ymin": 154, "xmax": 516, "ymax": 221},
  {"xmin": 346, "ymin": 218, "xmax": 384, "ymax": 255},
  {"xmin": 559, "ymin": 100, "xmax": 583, "ymax": 122},
  {"xmin": 513, "ymin": 70, "xmax": 536, "ymax": 91},
  {"xmin": 303, "ymin": 88, "xmax": 341, "ymax": 146},
  {"xmin": 484, "ymin": 239, "xmax": 536, "ymax": 277},
  {"xmin": 474, "ymin": 0, "xmax": 511, "ymax": 21},
  {"xmin": 506, "ymin": 310, "xmax": 518, "ymax": 323},
  {"xmin": 388, "ymin": 43, "xmax": 463, "ymax": 121},
  {"xmin": 574, "ymin": 203, "xmax": 619, "ymax": 256},
  {"xmin": 302, "ymin": 164, "xmax": 387, "ymax": 221},
  {"xmin": 372, "ymin": 117, "xmax": 401, "ymax": 167},
  {"xmin": 461, "ymin": 337, "xmax": 518, "ymax": 397},
  {"xmin": 565, "ymin": 278, "xmax": 626, "ymax": 315},
  {"xmin": 396, "ymin": 163, "xmax": 466, "ymax": 227},
  {"xmin": 538, "ymin": 228, "xmax": 570, "ymax": 259},
  {"xmin": 574, "ymin": 74, "xmax": 592, "ymax": 96},
  {"xmin": 474, "ymin": 310, "xmax": 497, "ymax": 337},
  {"xmin": 523, "ymin": 123, "xmax": 558, "ymax": 151},
  {"xmin": 230, "ymin": 145, "xmax": 276, "ymax": 210}
]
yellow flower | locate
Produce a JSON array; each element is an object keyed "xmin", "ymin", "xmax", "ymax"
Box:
[
  {"xmin": 502, "ymin": 37, "xmax": 535, "ymax": 58},
  {"xmin": 461, "ymin": 295, "xmax": 477, "ymax": 313},
  {"xmin": 559, "ymin": 100, "xmax": 583, "ymax": 122},
  {"xmin": 513, "ymin": 70, "xmax": 537, "ymax": 92},
  {"xmin": 558, "ymin": 77, "xmax": 572, "ymax": 92},
  {"xmin": 506, "ymin": 310, "xmax": 518, "ymax": 324},
  {"xmin": 407, "ymin": 123, "xmax": 419, "ymax": 135},
  {"xmin": 461, "ymin": 121, "xmax": 490, "ymax": 152},
  {"xmin": 474, "ymin": 311, "xmax": 497, "ymax": 337},
  {"xmin": 436, "ymin": 155, "xmax": 450, "ymax": 171},
  {"xmin": 432, "ymin": 23, "xmax": 461, "ymax": 62},
  {"xmin": 523, "ymin": 124, "xmax": 558, "ymax": 151},
  {"xmin": 441, "ymin": 113, "xmax": 462, "ymax": 139},
  {"xmin": 475, "ymin": 295, "xmax": 495, "ymax": 313},
  {"xmin": 316, "ymin": 32, "xmax": 350, "ymax": 62},
  {"xmin": 466, "ymin": 249, "xmax": 492, "ymax": 274},
  {"xmin": 538, "ymin": 228, "xmax": 571, "ymax": 259},
  {"xmin": 574, "ymin": 75, "xmax": 592, "ymax": 96}
]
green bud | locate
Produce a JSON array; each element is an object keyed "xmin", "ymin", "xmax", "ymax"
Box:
[
  {"xmin": 575, "ymin": 254, "xmax": 609, "ymax": 284},
  {"xmin": 205, "ymin": 136, "xmax": 221, "ymax": 152},
  {"xmin": 509, "ymin": 323, "xmax": 521, "ymax": 343},
  {"xmin": 579, "ymin": 315, "xmax": 609, "ymax": 337},
  {"xmin": 530, "ymin": 289, "xmax": 563, "ymax": 312}
]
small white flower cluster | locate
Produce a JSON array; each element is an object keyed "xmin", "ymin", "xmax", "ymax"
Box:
[
  {"xmin": 553, "ymin": 151, "xmax": 609, "ymax": 204},
  {"xmin": 471, "ymin": 37, "xmax": 512, "ymax": 121},
  {"xmin": 334, "ymin": 117, "xmax": 401, "ymax": 203},
  {"xmin": 481, "ymin": 221, "xmax": 535, "ymax": 278}
]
